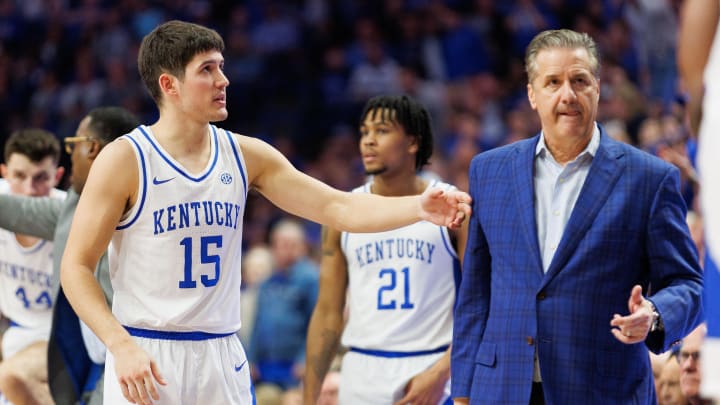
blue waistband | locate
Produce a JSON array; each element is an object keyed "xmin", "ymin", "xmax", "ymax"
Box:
[
  {"xmin": 8, "ymin": 319, "xmax": 22, "ymax": 328},
  {"xmin": 124, "ymin": 326, "xmax": 236, "ymax": 341},
  {"xmin": 349, "ymin": 345, "xmax": 449, "ymax": 358}
]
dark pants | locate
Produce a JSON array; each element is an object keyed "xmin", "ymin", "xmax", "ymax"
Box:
[{"xmin": 530, "ymin": 382, "xmax": 545, "ymax": 405}]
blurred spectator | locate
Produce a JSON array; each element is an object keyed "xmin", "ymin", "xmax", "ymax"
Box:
[
  {"xmin": 249, "ymin": 218, "xmax": 319, "ymax": 392},
  {"xmin": 679, "ymin": 324, "xmax": 712, "ymax": 405},
  {"xmin": 658, "ymin": 352, "xmax": 689, "ymax": 405},
  {"xmin": 434, "ymin": 3, "xmax": 489, "ymax": 81},
  {"xmin": 318, "ymin": 370, "xmax": 340, "ymax": 405},
  {"xmin": 623, "ymin": 0, "xmax": 678, "ymax": 107},
  {"xmin": 651, "ymin": 350, "xmax": 672, "ymax": 398},
  {"xmin": 239, "ymin": 245, "xmax": 274, "ymax": 347},
  {"xmin": 347, "ymin": 39, "xmax": 401, "ymax": 102}
]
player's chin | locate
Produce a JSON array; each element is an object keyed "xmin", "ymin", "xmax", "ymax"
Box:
[{"xmin": 210, "ymin": 109, "xmax": 229, "ymax": 122}]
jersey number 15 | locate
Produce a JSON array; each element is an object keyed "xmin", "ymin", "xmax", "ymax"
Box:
[{"xmin": 178, "ymin": 235, "xmax": 222, "ymax": 288}]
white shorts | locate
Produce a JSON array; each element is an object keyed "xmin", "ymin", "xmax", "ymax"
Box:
[
  {"xmin": 339, "ymin": 348, "xmax": 451, "ymax": 405},
  {"xmin": 104, "ymin": 329, "xmax": 254, "ymax": 405},
  {"xmin": 1, "ymin": 322, "xmax": 49, "ymax": 359}
]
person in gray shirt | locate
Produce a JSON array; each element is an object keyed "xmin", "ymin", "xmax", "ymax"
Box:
[{"xmin": 0, "ymin": 106, "xmax": 138, "ymax": 405}]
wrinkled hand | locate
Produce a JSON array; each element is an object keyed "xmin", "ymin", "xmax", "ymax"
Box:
[
  {"xmin": 610, "ymin": 285, "xmax": 654, "ymax": 344},
  {"xmin": 112, "ymin": 338, "xmax": 167, "ymax": 404},
  {"xmin": 392, "ymin": 368, "xmax": 447, "ymax": 405},
  {"xmin": 419, "ymin": 188, "xmax": 472, "ymax": 229}
]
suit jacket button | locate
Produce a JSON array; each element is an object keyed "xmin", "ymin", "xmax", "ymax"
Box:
[
  {"xmin": 537, "ymin": 291, "xmax": 546, "ymax": 300},
  {"xmin": 526, "ymin": 336, "xmax": 534, "ymax": 345}
]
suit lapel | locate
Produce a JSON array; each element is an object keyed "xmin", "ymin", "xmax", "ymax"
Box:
[
  {"xmin": 541, "ymin": 132, "xmax": 625, "ymax": 286},
  {"xmin": 512, "ymin": 136, "xmax": 544, "ymax": 282}
]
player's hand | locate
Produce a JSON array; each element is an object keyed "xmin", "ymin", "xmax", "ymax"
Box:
[
  {"xmin": 419, "ymin": 187, "xmax": 472, "ymax": 229},
  {"xmin": 610, "ymin": 285, "xmax": 655, "ymax": 344},
  {"xmin": 111, "ymin": 338, "xmax": 167, "ymax": 404},
  {"xmin": 393, "ymin": 367, "xmax": 447, "ymax": 405}
]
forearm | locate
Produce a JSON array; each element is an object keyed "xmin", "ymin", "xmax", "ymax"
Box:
[
  {"xmin": 427, "ymin": 347, "xmax": 451, "ymax": 382},
  {"xmin": 61, "ymin": 263, "xmax": 132, "ymax": 355},
  {"xmin": 0, "ymin": 194, "xmax": 61, "ymax": 240},
  {"xmin": 678, "ymin": 0, "xmax": 719, "ymax": 134},
  {"xmin": 326, "ymin": 192, "xmax": 424, "ymax": 233},
  {"xmin": 302, "ymin": 310, "xmax": 343, "ymax": 403}
]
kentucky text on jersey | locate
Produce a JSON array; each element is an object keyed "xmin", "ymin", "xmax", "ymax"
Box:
[
  {"xmin": 0, "ymin": 260, "xmax": 52, "ymax": 288},
  {"xmin": 355, "ymin": 238, "xmax": 436, "ymax": 268},
  {"xmin": 153, "ymin": 200, "xmax": 242, "ymax": 235}
]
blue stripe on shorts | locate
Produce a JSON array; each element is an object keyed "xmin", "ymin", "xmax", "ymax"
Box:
[
  {"xmin": 349, "ymin": 345, "xmax": 449, "ymax": 358},
  {"xmin": 124, "ymin": 326, "xmax": 236, "ymax": 341}
]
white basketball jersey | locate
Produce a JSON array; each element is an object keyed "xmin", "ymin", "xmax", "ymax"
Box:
[
  {"xmin": 110, "ymin": 125, "xmax": 247, "ymax": 333},
  {"xmin": 0, "ymin": 179, "xmax": 65, "ymax": 330},
  {"xmin": 700, "ymin": 21, "xmax": 720, "ymax": 261},
  {"xmin": 340, "ymin": 180, "xmax": 460, "ymax": 352}
]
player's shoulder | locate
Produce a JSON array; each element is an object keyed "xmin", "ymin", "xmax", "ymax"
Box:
[
  {"xmin": 422, "ymin": 174, "xmax": 457, "ymax": 192},
  {"xmin": 349, "ymin": 181, "xmax": 371, "ymax": 194}
]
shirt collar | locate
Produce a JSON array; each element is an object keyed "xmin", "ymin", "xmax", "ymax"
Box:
[{"xmin": 535, "ymin": 123, "xmax": 601, "ymax": 161}]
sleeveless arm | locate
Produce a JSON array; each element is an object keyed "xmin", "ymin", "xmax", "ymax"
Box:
[
  {"xmin": 678, "ymin": 0, "xmax": 720, "ymax": 133},
  {"xmin": 303, "ymin": 226, "xmax": 347, "ymax": 404},
  {"xmin": 240, "ymin": 136, "xmax": 471, "ymax": 231}
]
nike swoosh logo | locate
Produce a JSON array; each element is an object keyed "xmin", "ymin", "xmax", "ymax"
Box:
[
  {"xmin": 234, "ymin": 360, "xmax": 247, "ymax": 372},
  {"xmin": 152, "ymin": 176, "xmax": 175, "ymax": 185}
]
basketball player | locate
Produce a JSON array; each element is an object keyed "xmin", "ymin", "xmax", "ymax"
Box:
[
  {"xmin": 0, "ymin": 129, "xmax": 65, "ymax": 404},
  {"xmin": 0, "ymin": 107, "xmax": 139, "ymax": 405},
  {"xmin": 303, "ymin": 95, "xmax": 468, "ymax": 405},
  {"xmin": 60, "ymin": 21, "xmax": 471, "ymax": 405},
  {"xmin": 678, "ymin": 0, "xmax": 720, "ymax": 401}
]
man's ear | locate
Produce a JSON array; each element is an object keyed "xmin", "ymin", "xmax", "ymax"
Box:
[
  {"xmin": 0, "ymin": 163, "xmax": 6, "ymax": 178},
  {"xmin": 159, "ymin": 72, "xmax": 178, "ymax": 97},
  {"xmin": 408, "ymin": 135, "xmax": 419, "ymax": 154},
  {"xmin": 54, "ymin": 166, "xmax": 65, "ymax": 184},
  {"xmin": 527, "ymin": 83, "xmax": 537, "ymax": 110},
  {"xmin": 87, "ymin": 140, "xmax": 102, "ymax": 159}
]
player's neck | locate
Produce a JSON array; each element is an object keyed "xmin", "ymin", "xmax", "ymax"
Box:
[
  {"xmin": 153, "ymin": 107, "xmax": 210, "ymax": 143},
  {"xmin": 370, "ymin": 174, "xmax": 426, "ymax": 197},
  {"xmin": 149, "ymin": 117, "xmax": 212, "ymax": 174},
  {"xmin": 15, "ymin": 233, "xmax": 40, "ymax": 248}
]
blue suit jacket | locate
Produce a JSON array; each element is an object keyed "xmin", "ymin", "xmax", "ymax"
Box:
[{"xmin": 451, "ymin": 129, "xmax": 703, "ymax": 404}]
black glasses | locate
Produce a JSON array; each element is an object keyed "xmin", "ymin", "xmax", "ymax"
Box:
[
  {"xmin": 677, "ymin": 350, "xmax": 701, "ymax": 363},
  {"xmin": 64, "ymin": 136, "xmax": 94, "ymax": 155}
]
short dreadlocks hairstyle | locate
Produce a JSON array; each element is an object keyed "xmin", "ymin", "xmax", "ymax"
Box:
[{"xmin": 360, "ymin": 95, "xmax": 434, "ymax": 171}]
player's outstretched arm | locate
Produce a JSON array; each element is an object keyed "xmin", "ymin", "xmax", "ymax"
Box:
[
  {"xmin": 61, "ymin": 140, "xmax": 166, "ymax": 405},
  {"xmin": 239, "ymin": 136, "xmax": 471, "ymax": 231},
  {"xmin": 303, "ymin": 225, "xmax": 347, "ymax": 404}
]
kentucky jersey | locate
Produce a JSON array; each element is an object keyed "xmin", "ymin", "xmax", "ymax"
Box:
[
  {"xmin": 340, "ymin": 180, "xmax": 460, "ymax": 352},
  {"xmin": 0, "ymin": 179, "xmax": 65, "ymax": 332},
  {"xmin": 110, "ymin": 125, "xmax": 247, "ymax": 333}
]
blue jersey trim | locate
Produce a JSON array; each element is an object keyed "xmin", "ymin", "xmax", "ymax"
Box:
[
  {"xmin": 439, "ymin": 226, "xmax": 457, "ymax": 260},
  {"xmin": 224, "ymin": 129, "xmax": 248, "ymax": 196},
  {"xmin": 349, "ymin": 345, "xmax": 449, "ymax": 358},
  {"xmin": 138, "ymin": 125, "xmax": 219, "ymax": 182},
  {"xmin": 452, "ymin": 257, "xmax": 462, "ymax": 303},
  {"xmin": 117, "ymin": 135, "xmax": 148, "ymax": 230},
  {"xmin": 9, "ymin": 319, "xmax": 22, "ymax": 328},
  {"xmin": 21, "ymin": 239, "xmax": 47, "ymax": 255},
  {"xmin": 124, "ymin": 326, "xmax": 237, "ymax": 341}
]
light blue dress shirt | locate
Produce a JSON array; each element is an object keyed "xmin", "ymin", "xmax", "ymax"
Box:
[{"xmin": 534, "ymin": 124, "xmax": 600, "ymax": 272}]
